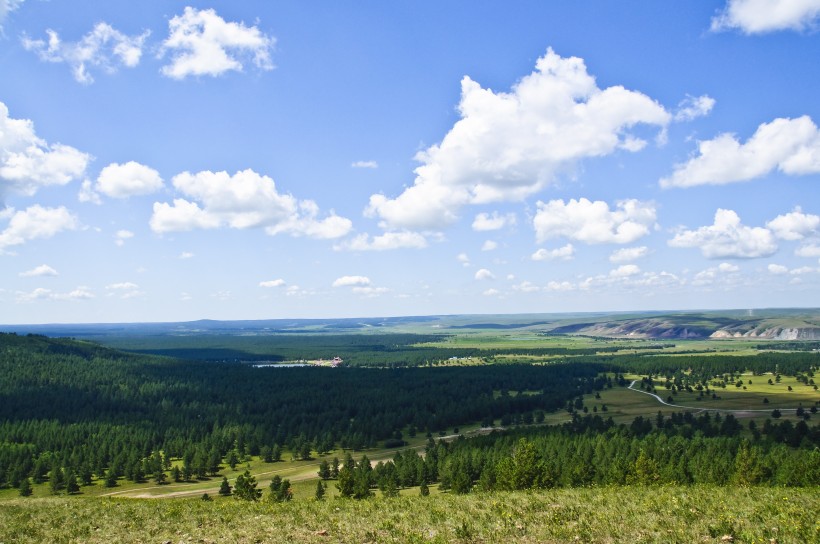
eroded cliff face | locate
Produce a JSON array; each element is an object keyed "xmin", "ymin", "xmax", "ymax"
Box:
[
  {"xmin": 550, "ymin": 314, "xmax": 820, "ymax": 340},
  {"xmin": 710, "ymin": 327, "xmax": 820, "ymax": 340}
]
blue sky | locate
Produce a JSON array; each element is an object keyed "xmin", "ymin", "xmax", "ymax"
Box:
[{"xmin": 1, "ymin": 0, "xmax": 819, "ymax": 324}]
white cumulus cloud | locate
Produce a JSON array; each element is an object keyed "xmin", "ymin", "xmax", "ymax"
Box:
[
  {"xmin": 0, "ymin": 102, "xmax": 90, "ymax": 198},
  {"xmin": 150, "ymin": 169, "xmax": 351, "ymax": 239},
  {"xmin": 674, "ymin": 95, "xmax": 716, "ymax": 122},
  {"xmin": 475, "ymin": 268, "xmax": 495, "ymax": 280},
  {"xmin": 332, "ymin": 275, "xmax": 371, "ymax": 288},
  {"xmin": 17, "ymin": 286, "xmax": 94, "ymax": 303},
  {"xmin": 711, "ymin": 0, "xmax": 820, "ymax": 33},
  {"xmin": 352, "ymin": 286, "xmax": 389, "ymax": 297},
  {"xmin": 660, "ymin": 116, "xmax": 820, "ymax": 188},
  {"xmin": 366, "ymin": 48, "xmax": 669, "ymax": 230},
  {"xmin": 259, "ymin": 279, "xmax": 285, "ymax": 288},
  {"xmin": 481, "ymin": 240, "xmax": 498, "ymax": 251},
  {"xmin": 609, "ymin": 264, "xmax": 641, "ymax": 278},
  {"xmin": 19, "ymin": 264, "xmax": 58, "ymax": 277},
  {"xmin": 334, "ymin": 231, "xmax": 427, "ymax": 251},
  {"xmin": 531, "ymin": 243, "xmax": 575, "ymax": 261},
  {"xmin": 114, "ymin": 229, "xmax": 134, "ymax": 247},
  {"xmin": 105, "ymin": 283, "xmax": 137, "ymax": 298},
  {"xmin": 795, "ymin": 243, "xmax": 820, "ymax": 257},
  {"xmin": 546, "ymin": 280, "xmax": 576, "ymax": 292},
  {"xmin": 159, "ymin": 7, "xmax": 275, "ymax": 79},
  {"xmin": 96, "ymin": 161, "xmax": 164, "ymax": 199},
  {"xmin": 668, "ymin": 208, "xmax": 777, "ymax": 259},
  {"xmin": 768, "ymin": 263, "xmax": 789, "ymax": 274},
  {"xmin": 766, "ymin": 207, "xmax": 819, "ymax": 240},
  {"xmin": 0, "ymin": 205, "xmax": 79, "ymax": 252},
  {"xmin": 609, "ymin": 246, "xmax": 648, "ymax": 263},
  {"xmin": 472, "ymin": 212, "xmax": 516, "ymax": 231},
  {"xmin": 22, "ymin": 23, "xmax": 149, "ymax": 84},
  {"xmin": 533, "ymin": 198, "xmax": 656, "ymax": 244}
]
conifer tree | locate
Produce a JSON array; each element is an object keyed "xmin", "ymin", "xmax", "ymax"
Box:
[
  {"xmin": 218, "ymin": 476, "xmax": 232, "ymax": 496},
  {"xmin": 233, "ymin": 470, "xmax": 261, "ymax": 501},
  {"xmin": 18, "ymin": 477, "xmax": 32, "ymax": 497}
]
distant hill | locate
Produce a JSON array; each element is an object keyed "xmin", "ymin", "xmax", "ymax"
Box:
[{"xmin": 2, "ymin": 308, "xmax": 819, "ymax": 340}]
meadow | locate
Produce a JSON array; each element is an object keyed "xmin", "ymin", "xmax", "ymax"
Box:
[{"xmin": 1, "ymin": 486, "xmax": 817, "ymax": 543}]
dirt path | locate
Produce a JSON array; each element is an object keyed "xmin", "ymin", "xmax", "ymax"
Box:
[
  {"xmin": 101, "ymin": 427, "xmax": 500, "ymax": 499},
  {"xmin": 627, "ymin": 380, "xmax": 798, "ymax": 415}
]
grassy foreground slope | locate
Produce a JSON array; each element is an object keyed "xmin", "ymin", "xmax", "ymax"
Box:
[{"xmin": 2, "ymin": 487, "xmax": 818, "ymax": 543}]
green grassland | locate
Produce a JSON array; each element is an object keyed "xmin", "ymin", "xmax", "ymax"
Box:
[
  {"xmin": 1, "ymin": 486, "xmax": 817, "ymax": 544},
  {"xmin": 578, "ymin": 373, "xmax": 818, "ymax": 425}
]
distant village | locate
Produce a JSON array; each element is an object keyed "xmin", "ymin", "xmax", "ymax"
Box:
[
  {"xmin": 314, "ymin": 357, "xmax": 344, "ymax": 367},
  {"xmin": 251, "ymin": 357, "xmax": 343, "ymax": 368}
]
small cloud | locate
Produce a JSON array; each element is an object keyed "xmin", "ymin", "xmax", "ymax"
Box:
[
  {"xmin": 0, "ymin": 0, "xmax": 25, "ymax": 33},
  {"xmin": 106, "ymin": 282, "xmax": 139, "ymax": 290},
  {"xmin": 546, "ymin": 280, "xmax": 575, "ymax": 292},
  {"xmin": 457, "ymin": 253, "xmax": 470, "ymax": 267},
  {"xmin": 179, "ymin": 251, "xmax": 194, "ymax": 259},
  {"xmin": 352, "ymin": 286, "xmax": 389, "ymax": 297},
  {"xmin": 668, "ymin": 209, "xmax": 777, "ymax": 259},
  {"xmin": 531, "ymin": 243, "xmax": 575, "ymax": 261},
  {"xmin": 22, "ymin": 23, "xmax": 149, "ymax": 84},
  {"xmin": 768, "ymin": 263, "xmax": 789, "ymax": 275},
  {"xmin": 0, "ymin": 102, "xmax": 90, "ymax": 197},
  {"xmin": 19, "ymin": 264, "xmax": 58, "ymax": 277},
  {"xmin": 766, "ymin": 207, "xmax": 819, "ymax": 240},
  {"xmin": 481, "ymin": 240, "xmax": 498, "ymax": 251},
  {"xmin": 351, "ymin": 160, "xmax": 378, "ymax": 169},
  {"xmin": 158, "ymin": 7, "xmax": 275, "ymax": 79},
  {"xmin": 534, "ymin": 198, "xmax": 656, "ymax": 245},
  {"xmin": 334, "ymin": 231, "xmax": 427, "ymax": 251},
  {"xmin": 18, "ymin": 286, "xmax": 94, "ymax": 302},
  {"xmin": 180, "ymin": 292, "xmax": 192, "ymax": 301},
  {"xmin": 718, "ymin": 262, "xmax": 739, "ymax": 273},
  {"xmin": 211, "ymin": 290, "xmax": 232, "ymax": 301},
  {"xmin": 482, "ymin": 288, "xmax": 500, "ymax": 296},
  {"xmin": 115, "ymin": 229, "xmax": 134, "ymax": 247},
  {"xmin": 660, "ymin": 116, "xmax": 820, "ymax": 188},
  {"xmin": 97, "ymin": 161, "xmax": 164, "ymax": 199},
  {"xmin": 259, "ymin": 279, "xmax": 285, "ymax": 288},
  {"xmin": 332, "ymin": 275, "xmax": 371, "ymax": 288},
  {"xmin": 472, "ymin": 212, "xmax": 516, "ymax": 232},
  {"xmin": 104, "ymin": 282, "xmax": 142, "ymax": 299},
  {"xmin": 711, "ymin": 0, "xmax": 820, "ymax": 34},
  {"xmin": 475, "ymin": 268, "xmax": 495, "ymax": 281},
  {"xmin": 78, "ymin": 179, "xmax": 102, "ymax": 204},
  {"xmin": 512, "ymin": 281, "xmax": 541, "ymax": 293},
  {"xmin": 674, "ymin": 95, "xmax": 716, "ymax": 122},
  {"xmin": 0, "ymin": 205, "xmax": 79, "ymax": 253},
  {"xmin": 609, "ymin": 264, "xmax": 641, "ymax": 278},
  {"xmin": 795, "ymin": 244, "xmax": 820, "ymax": 258},
  {"xmin": 609, "ymin": 246, "xmax": 649, "ymax": 263}
]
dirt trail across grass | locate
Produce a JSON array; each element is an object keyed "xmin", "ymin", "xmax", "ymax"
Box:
[
  {"xmin": 101, "ymin": 429, "xmax": 499, "ymax": 499},
  {"xmin": 627, "ymin": 380, "xmax": 798, "ymax": 416}
]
